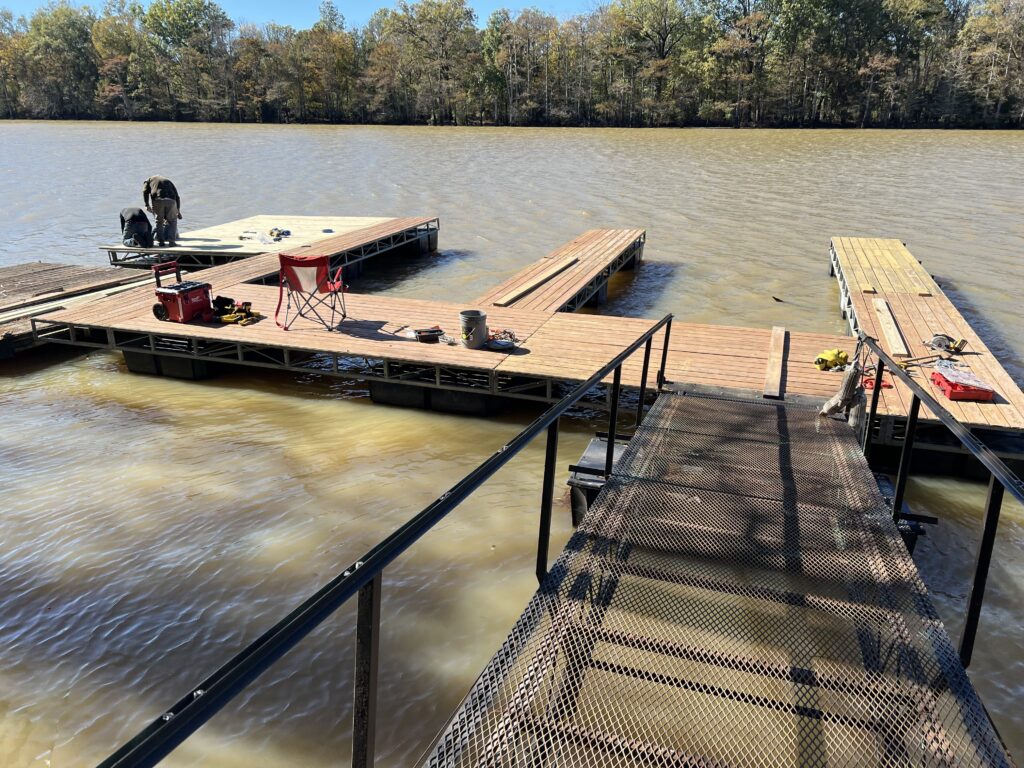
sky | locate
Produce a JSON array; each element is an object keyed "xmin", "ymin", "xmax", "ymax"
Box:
[{"xmin": 2, "ymin": 0, "xmax": 597, "ymax": 28}]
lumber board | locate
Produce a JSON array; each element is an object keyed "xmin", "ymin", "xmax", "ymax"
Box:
[
  {"xmin": 872, "ymin": 298, "xmax": 910, "ymax": 357},
  {"xmin": 763, "ymin": 326, "xmax": 786, "ymax": 399},
  {"xmin": 492, "ymin": 257, "xmax": 578, "ymax": 307}
]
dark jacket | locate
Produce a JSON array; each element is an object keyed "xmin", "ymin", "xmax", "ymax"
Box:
[
  {"xmin": 143, "ymin": 176, "xmax": 181, "ymax": 210},
  {"xmin": 120, "ymin": 207, "xmax": 154, "ymax": 247}
]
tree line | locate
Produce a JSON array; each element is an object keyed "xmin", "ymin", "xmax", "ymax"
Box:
[{"xmin": 1, "ymin": 0, "xmax": 1021, "ymax": 127}]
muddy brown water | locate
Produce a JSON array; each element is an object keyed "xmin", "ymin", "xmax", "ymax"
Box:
[{"xmin": 1, "ymin": 123, "xmax": 1022, "ymax": 765}]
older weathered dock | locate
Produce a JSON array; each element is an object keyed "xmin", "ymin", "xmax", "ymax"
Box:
[
  {"xmin": 102, "ymin": 214, "xmax": 439, "ymax": 269},
  {"xmin": 830, "ymin": 237, "xmax": 1024, "ymax": 453},
  {"xmin": 0, "ymin": 262, "xmax": 149, "ymax": 358}
]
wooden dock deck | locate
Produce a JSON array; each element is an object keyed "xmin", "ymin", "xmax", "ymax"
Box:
[
  {"xmin": 473, "ymin": 229, "xmax": 644, "ymax": 312},
  {"xmin": 0, "ymin": 262, "xmax": 149, "ymax": 358},
  {"xmin": 31, "ymin": 261, "xmax": 850, "ymax": 405},
  {"xmin": 102, "ymin": 214, "xmax": 439, "ymax": 269},
  {"xmin": 830, "ymin": 237, "xmax": 1024, "ymax": 442}
]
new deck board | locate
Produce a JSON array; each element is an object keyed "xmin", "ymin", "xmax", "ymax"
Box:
[{"xmin": 831, "ymin": 236, "xmax": 1024, "ymax": 431}]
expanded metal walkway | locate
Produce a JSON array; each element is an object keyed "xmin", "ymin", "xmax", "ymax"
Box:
[{"xmin": 423, "ymin": 392, "xmax": 1014, "ymax": 767}]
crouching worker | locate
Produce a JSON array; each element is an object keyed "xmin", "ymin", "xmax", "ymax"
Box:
[
  {"xmin": 143, "ymin": 175, "xmax": 182, "ymax": 247},
  {"xmin": 120, "ymin": 206, "xmax": 154, "ymax": 248}
]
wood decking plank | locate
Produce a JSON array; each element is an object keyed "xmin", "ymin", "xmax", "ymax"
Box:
[
  {"xmin": 873, "ymin": 298, "xmax": 910, "ymax": 357},
  {"xmin": 492, "ymin": 257, "xmax": 579, "ymax": 306}
]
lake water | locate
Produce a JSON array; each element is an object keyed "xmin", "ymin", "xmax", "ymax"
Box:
[{"xmin": 1, "ymin": 123, "xmax": 1022, "ymax": 765}]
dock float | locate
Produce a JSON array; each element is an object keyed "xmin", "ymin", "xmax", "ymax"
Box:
[
  {"xmin": 474, "ymin": 229, "xmax": 645, "ymax": 312},
  {"xmin": 423, "ymin": 390, "xmax": 1014, "ymax": 767},
  {"xmin": 101, "ymin": 214, "xmax": 439, "ymax": 269},
  {"xmin": 0, "ymin": 262, "xmax": 148, "ymax": 358},
  {"xmin": 830, "ymin": 237, "xmax": 1024, "ymax": 451}
]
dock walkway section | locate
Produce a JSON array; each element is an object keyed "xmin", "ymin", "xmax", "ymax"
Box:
[
  {"xmin": 830, "ymin": 237, "xmax": 1024, "ymax": 443},
  {"xmin": 423, "ymin": 391, "xmax": 1013, "ymax": 767},
  {"xmin": 102, "ymin": 214, "xmax": 439, "ymax": 269},
  {"xmin": 474, "ymin": 229, "xmax": 645, "ymax": 313},
  {"xmin": 32, "ymin": 271, "xmax": 851, "ymax": 405}
]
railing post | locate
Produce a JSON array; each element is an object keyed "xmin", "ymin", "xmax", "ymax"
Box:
[
  {"xmin": 352, "ymin": 572, "xmax": 382, "ymax": 768},
  {"xmin": 959, "ymin": 474, "xmax": 1005, "ymax": 668},
  {"xmin": 536, "ymin": 419, "xmax": 560, "ymax": 584},
  {"xmin": 891, "ymin": 394, "xmax": 920, "ymax": 523},
  {"xmin": 657, "ymin": 320, "xmax": 672, "ymax": 391},
  {"xmin": 605, "ymin": 366, "xmax": 622, "ymax": 477},
  {"xmin": 634, "ymin": 337, "xmax": 653, "ymax": 427},
  {"xmin": 863, "ymin": 357, "xmax": 886, "ymax": 458}
]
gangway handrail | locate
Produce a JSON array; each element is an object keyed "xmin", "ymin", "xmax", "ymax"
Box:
[
  {"xmin": 98, "ymin": 314, "xmax": 674, "ymax": 768},
  {"xmin": 859, "ymin": 332, "xmax": 1024, "ymax": 669}
]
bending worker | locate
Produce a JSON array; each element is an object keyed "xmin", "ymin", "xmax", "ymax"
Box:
[
  {"xmin": 142, "ymin": 175, "xmax": 182, "ymax": 247},
  {"xmin": 119, "ymin": 206, "xmax": 154, "ymax": 248}
]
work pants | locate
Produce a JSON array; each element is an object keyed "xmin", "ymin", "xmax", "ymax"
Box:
[{"xmin": 152, "ymin": 198, "xmax": 179, "ymax": 245}]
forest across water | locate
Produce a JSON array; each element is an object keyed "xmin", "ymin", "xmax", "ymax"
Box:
[{"xmin": 0, "ymin": 0, "xmax": 1022, "ymax": 128}]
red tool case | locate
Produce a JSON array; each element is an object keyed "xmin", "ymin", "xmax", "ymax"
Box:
[
  {"xmin": 930, "ymin": 371, "xmax": 995, "ymax": 402},
  {"xmin": 152, "ymin": 261, "xmax": 214, "ymax": 323}
]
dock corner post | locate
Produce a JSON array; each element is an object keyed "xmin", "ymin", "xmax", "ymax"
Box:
[
  {"xmin": 657, "ymin": 320, "xmax": 672, "ymax": 392},
  {"xmin": 892, "ymin": 394, "xmax": 920, "ymax": 523},
  {"xmin": 863, "ymin": 357, "xmax": 886, "ymax": 458},
  {"xmin": 634, "ymin": 337, "xmax": 653, "ymax": 427},
  {"xmin": 959, "ymin": 474, "xmax": 1006, "ymax": 668},
  {"xmin": 353, "ymin": 572, "xmax": 382, "ymax": 768},
  {"xmin": 605, "ymin": 366, "xmax": 622, "ymax": 477},
  {"xmin": 536, "ymin": 418, "xmax": 560, "ymax": 584}
]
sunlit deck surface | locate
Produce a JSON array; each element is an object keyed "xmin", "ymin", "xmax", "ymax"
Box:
[
  {"xmin": 34, "ymin": 266, "xmax": 849, "ymax": 402},
  {"xmin": 831, "ymin": 237, "xmax": 1024, "ymax": 436},
  {"xmin": 422, "ymin": 391, "xmax": 1013, "ymax": 767},
  {"xmin": 474, "ymin": 229, "xmax": 645, "ymax": 313},
  {"xmin": 101, "ymin": 214, "xmax": 439, "ymax": 269}
]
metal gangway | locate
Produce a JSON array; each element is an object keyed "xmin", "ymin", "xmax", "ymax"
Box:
[
  {"xmin": 97, "ymin": 327, "xmax": 1018, "ymax": 767},
  {"xmin": 423, "ymin": 389, "xmax": 1013, "ymax": 766}
]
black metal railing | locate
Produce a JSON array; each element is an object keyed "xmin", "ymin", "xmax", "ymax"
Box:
[
  {"xmin": 859, "ymin": 333, "xmax": 1024, "ymax": 668},
  {"xmin": 98, "ymin": 314, "xmax": 674, "ymax": 768}
]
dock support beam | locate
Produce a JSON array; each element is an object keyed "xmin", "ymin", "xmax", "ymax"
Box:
[
  {"xmin": 352, "ymin": 573, "xmax": 382, "ymax": 768},
  {"xmin": 657, "ymin": 321, "xmax": 672, "ymax": 391},
  {"xmin": 892, "ymin": 394, "xmax": 920, "ymax": 522},
  {"xmin": 634, "ymin": 337, "xmax": 652, "ymax": 427},
  {"xmin": 536, "ymin": 419, "xmax": 560, "ymax": 583},
  {"xmin": 864, "ymin": 358, "xmax": 885, "ymax": 459},
  {"xmin": 606, "ymin": 367, "xmax": 622, "ymax": 477},
  {"xmin": 959, "ymin": 474, "xmax": 1005, "ymax": 668}
]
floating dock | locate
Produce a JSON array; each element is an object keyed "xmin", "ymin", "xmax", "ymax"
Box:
[
  {"xmin": 102, "ymin": 214, "xmax": 439, "ymax": 269},
  {"xmin": 474, "ymin": 229, "xmax": 645, "ymax": 312},
  {"xmin": 423, "ymin": 390, "xmax": 1013, "ymax": 767},
  {"xmin": 31, "ymin": 224, "xmax": 853, "ymax": 409},
  {"xmin": 0, "ymin": 262, "xmax": 148, "ymax": 358},
  {"xmin": 830, "ymin": 237, "xmax": 1024, "ymax": 453}
]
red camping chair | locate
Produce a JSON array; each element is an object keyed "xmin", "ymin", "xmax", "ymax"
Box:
[{"xmin": 275, "ymin": 253, "xmax": 347, "ymax": 331}]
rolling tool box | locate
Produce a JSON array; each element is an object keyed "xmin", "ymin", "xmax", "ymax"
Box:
[{"xmin": 151, "ymin": 261, "xmax": 214, "ymax": 323}]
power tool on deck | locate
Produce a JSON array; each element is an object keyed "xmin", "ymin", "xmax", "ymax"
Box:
[{"xmin": 924, "ymin": 333, "xmax": 968, "ymax": 354}]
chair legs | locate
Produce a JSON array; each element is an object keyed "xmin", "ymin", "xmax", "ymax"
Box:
[{"xmin": 282, "ymin": 288, "xmax": 346, "ymax": 331}]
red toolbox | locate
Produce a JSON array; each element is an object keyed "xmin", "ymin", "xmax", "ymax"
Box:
[
  {"xmin": 930, "ymin": 370, "xmax": 995, "ymax": 402},
  {"xmin": 151, "ymin": 261, "xmax": 214, "ymax": 323}
]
